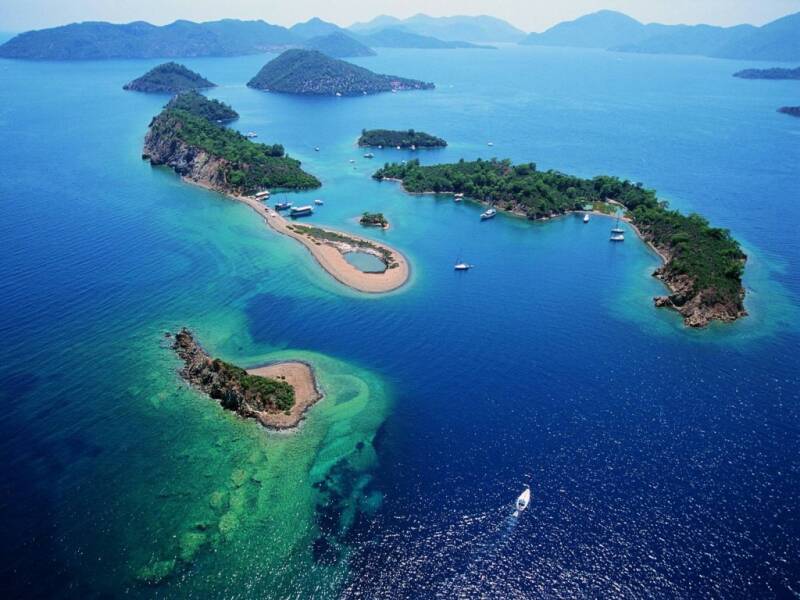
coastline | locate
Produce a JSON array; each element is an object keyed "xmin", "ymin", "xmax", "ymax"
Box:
[
  {"xmin": 188, "ymin": 178, "xmax": 410, "ymax": 294},
  {"xmin": 246, "ymin": 361, "xmax": 323, "ymax": 430}
]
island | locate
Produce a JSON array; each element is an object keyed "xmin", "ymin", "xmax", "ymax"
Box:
[
  {"xmin": 778, "ymin": 106, "xmax": 800, "ymax": 117},
  {"xmin": 164, "ymin": 90, "xmax": 238, "ymax": 122},
  {"xmin": 172, "ymin": 329, "xmax": 322, "ymax": 429},
  {"xmin": 359, "ymin": 212, "xmax": 389, "ymax": 228},
  {"xmin": 374, "ymin": 158, "xmax": 747, "ymax": 328},
  {"xmin": 123, "ymin": 62, "xmax": 215, "ymax": 93},
  {"xmin": 303, "ymin": 31, "xmax": 376, "ymax": 58},
  {"xmin": 358, "ymin": 129, "xmax": 447, "ymax": 148},
  {"xmin": 734, "ymin": 67, "xmax": 800, "ymax": 80},
  {"xmin": 246, "ymin": 49, "xmax": 434, "ymax": 96},
  {"xmin": 142, "ymin": 93, "xmax": 409, "ymax": 294}
]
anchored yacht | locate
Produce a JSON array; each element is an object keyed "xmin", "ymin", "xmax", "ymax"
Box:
[{"xmin": 481, "ymin": 208, "xmax": 497, "ymax": 220}]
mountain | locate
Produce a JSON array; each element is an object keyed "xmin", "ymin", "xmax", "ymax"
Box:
[
  {"xmin": 521, "ymin": 9, "xmax": 800, "ymax": 62},
  {"xmin": 289, "ymin": 17, "xmax": 344, "ymax": 39},
  {"xmin": 349, "ymin": 14, "xmax": 525, "ymax": 43},
  {"xmin": 303, "ymin": 31, "xmax": 375, "ymax": 58},
  {"xmin": 123, "ymin": 62, "xmax": 214, "ymax": 93},
  {"xmin": 734, "ymin": 66, "xmax": 800, "ymax": 80},
  {"xmin": 0, "ymin": 19, "xmax": 299, "ymax": 60},
  {"xmin": 246, "ymin": 49, "xmax": 434, "ymax": 96},
  {"xmin": 355, "ymin": 27, "xmax": 492, "ymax": 49}
]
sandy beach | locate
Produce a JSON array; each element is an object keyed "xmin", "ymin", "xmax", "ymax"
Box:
[{"xmin": 246, "ymin": 361, "xmax": 322, "ymax": 430}]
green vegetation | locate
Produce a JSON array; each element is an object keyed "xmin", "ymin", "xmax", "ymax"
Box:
[
  {"xmin": 149, "ymin": 108, "xmax": 320, "ymax": 193},
  {"xmin": 123, "ymin": 62, "xmax": 214, "ymax": 93},
  {"xmin": 359, "ymin": 212, "xmax": 389, "ymax": 227},
  {"xmin": 288, "ymin": 224, "xmax": 399, "ymax": 268},
  {"xmin": 358, "ymin": 128, "xmax": 447, "ymax": 148},
  {"xmin": 165, "ymin": 91, "xmax": 238, "ymax": 122},
  {"xmin": 374, "ymin": 158, "xmax": 746, "ymax": 308},
  {"xmin": 211, "ymin": 359, "xmax": 295, "ymax": 412},
  {"xmin": 247, "ymin": 49, "xmax": 434, "ymax": 96}
]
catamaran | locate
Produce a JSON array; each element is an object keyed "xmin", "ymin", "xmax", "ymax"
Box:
[
  {"xmin": 610, "ymin": 215, "xmax": 625, "ymax": 242},
  {"xmin": 481, "ymin": 208, "xmax": 497, "ymax": 220},
  {"xmin": 514, "ymin": 487, "xmax": 531, "ymax": 517}
]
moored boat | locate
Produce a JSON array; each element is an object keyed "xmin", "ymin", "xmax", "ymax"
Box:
[
  {"xmin": 583, "ymin": 213, "xmax": 590, "ymax": 223},
  {"xmin": 610, "ymin": 215, "xmax": 625, "ymax": 241},
  {"xmin": 480, "ymin": 208, "xmax": 497, "ymax": 220},
  {"xmin": 254, "ymin": 190, "xmax": 270, "ymax": 200},
  {"xmin": 364, "ymin": 152, "xmax": 375, "ymax": 159},
  {"xmin": 290, "ymin": 205, "xmax": 314, "ymax": 217},
  {"xmin": 454, "ymin": 193, "xmax": 464, "ymax": 202},
  {"xmin": 274, "ymin": 201, "xmax": 293, "ymax": 211}
]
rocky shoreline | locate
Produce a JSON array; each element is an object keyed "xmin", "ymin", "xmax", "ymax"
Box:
[{"xmin": 171, "ymin": 329, "xmax": 322, "ymax": 430}]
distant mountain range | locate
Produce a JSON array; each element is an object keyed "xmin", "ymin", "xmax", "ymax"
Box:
[
  {"xmin": 348, "ymin": 13, "xmax": 526, "ymax": 42},
  {"xmin": 521, "ymin": 10, "xmax": 800, "ymax": 61},
  {"xmin": 0, "ymin": 16, "xmax": 495, "ymax": 60}
]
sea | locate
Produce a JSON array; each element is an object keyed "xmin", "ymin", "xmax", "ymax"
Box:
[{"xmin": 1, "ymin": 43, "xmax": 799, "ymax": 599}]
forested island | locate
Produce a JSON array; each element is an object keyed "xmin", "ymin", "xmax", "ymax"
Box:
[
  {"xmin": 734, "ymin": 67, "xmax": 800, "ymax": 80},
  {"xmin": 358, "ymin": 129, "xmax": 447, "ymax": 148},
  {"xmin": 778, "ymin": 106, "xmax": 800, "ymax": 117},
  {"xmin": 359, "ymin": 212, "xmax": 389, "ymax": 228},
  {"xmin": 143, "ymin": 92, "xmax": 319, "ymax": 194},
  {"xmin": 165, "ymin": 90, "xmax": 238, "ymax": 122},
  {"xmin": 172, "ymin": 329, "xmax": 322, "ymax": 429},
  {"xmin": 303, "ymin": 31, "xmax": 375, "ymax": 58},
  {"xmin": 123, "ymin": 62, "xmax": 215, "ymax": 93},
  {"xmin": 374, "ymin": 158, "xmax": 747, "ymax": 327},
  {"xmin": 247, "ymin": 49, "xmax": 434, "ymax": 96}
]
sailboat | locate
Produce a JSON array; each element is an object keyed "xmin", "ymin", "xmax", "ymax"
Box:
[
  {"xmin": 454, "ymin": 252, "xmax": 472, "ymax": 270},
  {"xmin": 610, "ymin": 215, "xmax": 625, "ymax": 242},
  {"xmin": 514, "ymin": 487, "xmax": 531, "ymax": 517}
]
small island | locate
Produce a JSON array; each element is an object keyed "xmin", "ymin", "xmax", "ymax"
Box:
[
  {"xmin": 778, "ymin": 106, "xmax": 800, "ymax": 117},
  {"xmin": 374, "ymin": 158, "xmax": 747, "ymax": 328},
  {"xmin": 143, "ymin": 93, "xmax": 319, "ymax": 193},
  {"xmin": 358, "ymin": 129, "xmax": 447, "ymax": 148},
  {"xmin": 172, "ymin": 329, "xmax": 322, "ymax": 429},
  {"xmin": 123, "ymin": 62, "xmax": 215, "ymax": 93},
  {"xmin": 359, "ymin": 212, "xmax": 389, "ymax": 228},
  {"xmin": 734, "ymin": 67, "xmax": 800, "ymax": 80},
  {"xmin": 165, "ymin": 90, "xmax": 238, "ymax": 123},
  {"xmin": 246, "ymin": 49, "xmax": 434, "ymax": 96}
]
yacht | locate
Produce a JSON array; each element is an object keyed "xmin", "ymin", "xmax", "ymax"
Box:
[
  {"xmin": 245, "ymin": 131, "xmax": 258, "ymax": 138},
  {"xmin": 253, "ymin": 190, "xmax": 270, "ymax": 200},
  {"xmin": 314, "ymin": 146, "xmax": 320, "ymax": 152},
  {"xmin": 290, "ymin": 205, "xmax": 314, "ymax": 217},
  {"xmin": 314, "ymin": 199, "xmax": 324, "ymax": 205},
  {"xmin": 274, "ymin": 201, "xmax": 293, "ymax": 211},
  {"xmin": 610, "ymin": 216, "xmax": 625, "ymax": 242},
  {"xmin": 454, "ymin": 193, "xmax": 464, "ymax": 202},
  {"xmin": 583, "ymin": 213, "xmax": 590, "ymax": 223},
  {"xmin": 454, "ymin": 262, "xmax": 472, "ymax": 271},
  {"xmin": 514, "ymin": 487, "xmax": 531, "ymax": 517},
  {"xmin": 487, "ymin": 141, "xmax": 494, "ymax": 147},
  {"xmin": 363, "ymin": 152, "xmax": 375, "ymax": 159},
  {"xmin": 480, "ymin": 208, "xmax": 497, "ymax": 220}
]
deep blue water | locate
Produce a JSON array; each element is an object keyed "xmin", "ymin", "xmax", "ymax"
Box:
[{"xmin": 1, "ymin": 46, "xmax": 799, "ymax": 598}]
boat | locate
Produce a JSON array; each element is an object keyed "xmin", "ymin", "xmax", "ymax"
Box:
[
  {"xmin": 487, "ymin": 141, "xmax": 494, "ymax": 147},
  {"xmin": 253, "ymin": 190, "xmax": 270, "ymax": 200},
  {"xmin": 514, "ymin": 487, "xmax": 531, "ymax": 517},
  {"xmin": 454, "ymin": 262, "xmax": 472, "ymax": 271},
  {"xmin": 480, "ymin": 208, "xmax": 497, "ymax": 220},
  {"xmin": 454, "ymin": 193, "xmax": 464, "ymax": 202},
  {"xmin": 314, "ymin": 146, "xmax": 320, "ymax": 152},
  {"xmin": 274, "ymin": 201, "xmax": 293, "ymax": 211},
  {"xmin": 335, "ymin": 92, "xmax": 342, "ymax": 97},
  {"xmin": 314, "ymin": 199, "xmax": 324, "ymax": 205},
  {"xmin": 583, "ymin": 213, "xmax": 590, "ymax": 223},
  {"xmin": 363, "ymin": 153, "xmax": 374, "ymax": 159},
  {"xmin": 290, "ymin": 205, "xmax": 314, "ymax": 217},
  {"xmin": 610, "ymin": 215, "xmax": 625, "ymax": 242},
  {"xmin": 245, "ymin": 131, "xmax": 258, "ymax": 138},
  {"xmin": 349, "ymin": 159, "xmax": 355, "ymax": 163},
  {"xmin": 410, "ymin": 144, "xmax": 416, "ymax": 151}
]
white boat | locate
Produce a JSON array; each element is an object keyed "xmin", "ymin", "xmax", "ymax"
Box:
[
  {"xmin": 274, "ymin": 201, "xmax": 293, "ymax": 211},
  {"xmin": 314, "ymin": 199, "xmax": 324, "ymax": 205},
  {"xmin": 454, "ymin": 193, "xmax": 464, "ymax": 202},
  {"xmin": 487, "ymin": 142, "xmax": 494, "ymax": 147},
  {"xmin": 583, "ymin": 213, "xmax": 590, "ymax": 223},
  {"xmin": 335, "ymin": 92, "xmax": 342, "ymax": 97},
  {"xmin": 314, "ymin": 146, "xmax": 320, "ymax": 152},
  {"xmin": 514, "ymin": 487, "xmax": 531, "ymax": 517},
  {"xmin": 245, "ymin": 131, "xmax": 258, "ymax": 138},
  {"xmin": 454, "ymin": 263, "xmax": 472, "ymax": 271},
  {"xmin": 480, "ymin": 208, "xmax": 497, "ymax": 220},
  {"xmin": 610, "ymin": 215, "xmax": 625, "ymax": 242},
  {"xmin": 349, "ymin": 159, "xmax": 355, "ymax": 163},
  {"xmin": 290, "ymin": 205, "xmax": 314, "ymax": 217},
  {"xmin": 253, "ymin": 190, "xmax": 270, "ymax": 199},
  {"xmin": 363, "ymin": 153, "xmax": 375, "ymax": 159}
]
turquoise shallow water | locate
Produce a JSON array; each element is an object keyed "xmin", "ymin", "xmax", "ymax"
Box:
[{"xmin": 1, "ymin": 45, "xmax": 799, "ymax": 598}]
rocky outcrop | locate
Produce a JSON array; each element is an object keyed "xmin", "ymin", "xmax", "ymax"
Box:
[
  {"xmin": 172, "ymin": 329, "xmax": 298, "ymax": 427},
  {"xmin": 142, "ymin": 117, "xmax": 231, "ymax": 192}
]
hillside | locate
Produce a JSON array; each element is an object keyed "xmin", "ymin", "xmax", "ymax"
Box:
[
  {"xmin": 303, "ymin": 31, "xmax": 375, "ymax": 58},
  {"xmin": 123, "ymin": 62, "xmax": 214, "ymax": 93},
  {"xmin": 356, "ymin": 28, "xmax": 492, "ymax": 49},
  {"xmin": 349, "ymin": 14, "xmax": 525, "ymax": 43},
  {"xmin": 0, "ymin": 18, "xmax": 299, "ymax": 60},
  {"xmin": 289, "ymin": 17, "xmax": 344, "ymax": 39},
  {"xmin": 164, "ymin": 91, "xmax": 238, "ymax": 123},
  {"xmin": 247, "ymin": 49, "xmax": 434, "ymax": 96}
]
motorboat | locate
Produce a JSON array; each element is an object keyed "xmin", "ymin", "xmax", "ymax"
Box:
[
  {"xmin": 480, "ymin": 208, "xmax": 497, "ymax": 220},
  {"xmin": 514, "ymin": 487, "xmax": 531, "ymax": 517},
  {"xmin": 583, "ymin": 213, "xmax": 590, "ymax": 223},
  {"xmin": 314, "ymin": 199, "xmax": 324, "ymax": 205},
  {"xmin": 290, "ymin": 205, "xmax": 314, "ymax": 217}
]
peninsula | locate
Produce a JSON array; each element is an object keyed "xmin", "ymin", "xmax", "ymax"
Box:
[
  {"xmin": 142, "ymin": 93, "xmax": 409, "ymax": 293},
  {"xmin": 123, "ymin": 62, "xmax": 215, "ymax": 93},
  {"xmin": 172, "ymin": 329, "xmax": 322, "ymax": 429},
  {"xmin": 374, "ymin": 158, "xmax": 747, "ymax": 327},
  {"xmin": 246, "ymin": 49, "xmax": 434, "ymax": 96},
  {"xmin": 358, "ymin": 129, "xmax": 447, "ymax": 148}
]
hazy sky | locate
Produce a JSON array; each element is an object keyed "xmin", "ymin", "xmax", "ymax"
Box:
[{"xmin": 1, "ymin": 0, "xmax": 798, "ymax": 33}]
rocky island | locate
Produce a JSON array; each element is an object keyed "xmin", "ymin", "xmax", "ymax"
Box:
[
  {"xmin": 172, "ymin": 329, "xmax": 321, "ymax": 429},
  {"xmin": 374, "ymin": 158, "xmax": 747, "ymax": 328},
  {"xmin": 123, "ymin": 62, "xmax": 215, "ymax": 93},
  {"xmin": 359, "ymin": 212, "xmax": 389, "ymax": 228},
  {"xmin": 358, "ymin": 129, "xmax": 447, "ymax": 148},
  {"xmin": 778, "ymin": 106, "xmax": 800, "ymax": 117},
  {"xmin": 246, "ymin": 49, "xmax": 434, "ymax": 96}
]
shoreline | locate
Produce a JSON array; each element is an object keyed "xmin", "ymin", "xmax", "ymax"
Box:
[
  {"xmin": 188, "ymin": 178, "xmax": 410, "ymax": 294},
  {"xmin": 246, "ymin": 360, "xmax": 323, "ymax": 431}
]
